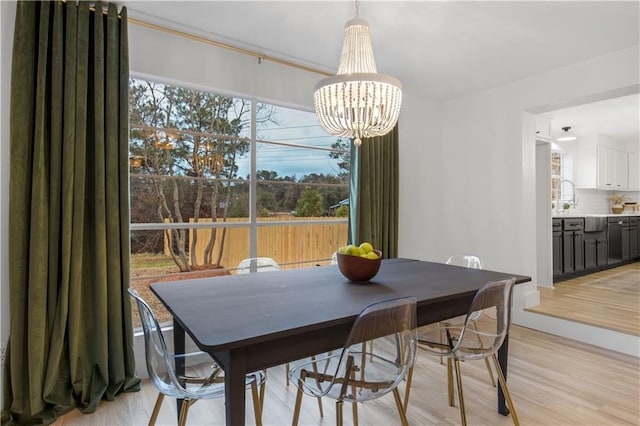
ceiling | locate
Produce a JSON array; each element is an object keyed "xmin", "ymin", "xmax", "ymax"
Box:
[
  {"xmin": 546, "ymin": 93, "xmax": 640, "ymax": 144},
  {"xmin": 121, "ymin": 1, "xmax": 640, "ymax": 101}
]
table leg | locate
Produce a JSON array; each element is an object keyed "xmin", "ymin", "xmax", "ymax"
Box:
[
  {"xmin": 174, "ymin": 319, "xmax": 186, "ymax": 419},
  {"xmin": 225, "ymin": 348, "xmax": 247, "ymax": 426},
  {"xmin": 497, "ymin": 333, "xmax": 510, "ymax": 416}
]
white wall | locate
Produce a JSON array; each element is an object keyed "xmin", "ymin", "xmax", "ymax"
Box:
[
  {"xmin": 129, "ymin": 22, "xmax": 320, "ymax": 110},
  {"xmin": 397, "ymin": 90, "xmax": 443, "ymax": 260},
  {"xmin": 398, "ymin": 45, "xmax": 639, "ymax": 315},
  {"xmin": 535, "ymin": 141, "xmax": 552, "ymax": 287}
]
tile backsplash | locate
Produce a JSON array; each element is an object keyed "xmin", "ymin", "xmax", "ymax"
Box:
[{"xmin": 571, "ymin": 189, "xmax": 640, "ymax": 214}]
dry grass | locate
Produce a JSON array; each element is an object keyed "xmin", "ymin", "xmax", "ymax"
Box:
[{"xmin": 130, "ymin": 253, "xmax": 231, "ymax": 327}]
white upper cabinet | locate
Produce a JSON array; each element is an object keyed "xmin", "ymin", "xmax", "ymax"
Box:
[
  {"xmin": 596, "ymin": 146, "xmax": 628, "ymax": 190},
  {"xmin": 595, "ymin": 145, "xmax": 608, "ymax": 187},
  {"xmin": 575, "ymin": 134, "xmax": 633, "ymax": 191},
  {"xmin": 535, "ymin": 115, "xmax": 552, "ymax": 141},
  {"xmin": 628, "ymin": 151, "xmax": 640, "ymax": 191},
  {"xmin": 614, "ymin": 149, "xmax": 629, "ymax": 190}
]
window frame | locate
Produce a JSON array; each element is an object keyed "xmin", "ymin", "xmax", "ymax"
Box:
[
  {"xmin": 551, "ymin": 149, "xmax": 574, "ymax": 206},
  {"xmin": 128, "ymin": 73, "xmax": 349, "ymax": 273}
]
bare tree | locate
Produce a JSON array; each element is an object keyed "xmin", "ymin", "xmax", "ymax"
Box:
[{"xmin": 129, "ymin": 79, "xmax": 275, "ymax": 271}]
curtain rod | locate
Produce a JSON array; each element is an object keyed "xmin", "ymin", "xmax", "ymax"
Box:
[
  {"xmin": 62, "ymin": 1, "xmax": 332, "ymax": 77},
  {"xmin": 127, "ymin": 17, "xmax": 333, "ymax": 77}
]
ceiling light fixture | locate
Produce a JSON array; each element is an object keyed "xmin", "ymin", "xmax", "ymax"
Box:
[
  {"xmin": 557, "ymin": 126, "xmax": 577, "ymax": 142},
  {"xmin": 313, "ymin": 0, "xmax": 402, "ymax": 146}
]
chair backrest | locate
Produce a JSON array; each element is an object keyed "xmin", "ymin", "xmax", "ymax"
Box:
[
  {"xmin": 128, "ymin": 288, "xmax": 185, "ymax": 398},
  {"xmin": 237, "ymin": 257, "xmax": 280, "ymax": 274},
  {"xmin": 445, "ymin": 254, "xmax": 483, "ymax": 269},
  {"xmin": 452, "ymin": 278, "xmax": 516, "ymax": 360},
  {"xmin": 335, "ymin": 296, "xmax": 417, "ymax": 402},
  {"xmin": 446, "ymin": 255, "xmax": 484, "ymax": 321}
]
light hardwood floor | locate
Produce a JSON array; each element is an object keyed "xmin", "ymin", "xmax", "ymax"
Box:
[
  {"xmin": 526, "ymin": 262, "xmax": 640, "ymax": 336},
  {"xmin": 54, "ymin": 324, "xmax": 640, "ymax": 426}
]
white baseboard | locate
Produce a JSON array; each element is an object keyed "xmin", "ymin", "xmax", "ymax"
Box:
[{"xmin": 513, "ymin": 309, "xmax": 640, "ymax": 357}]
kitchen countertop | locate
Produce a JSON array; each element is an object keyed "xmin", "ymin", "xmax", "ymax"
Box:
[{"xmin": 552, "ymin": 213, "xmax": 640, "ymax": 218}]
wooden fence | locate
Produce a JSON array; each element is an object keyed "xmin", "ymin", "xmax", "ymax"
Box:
[{"xmin": 164, "ymin": 217, "xmax": 348, "ymax": 269}]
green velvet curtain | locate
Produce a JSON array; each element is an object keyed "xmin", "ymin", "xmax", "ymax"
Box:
[
  {"xmin": 2, "ymin": 1, "xmax": 140, "ymax": 424},
  {"xmin": 348, "ymin": 126, "xmax": 399, "ymax": 258}
]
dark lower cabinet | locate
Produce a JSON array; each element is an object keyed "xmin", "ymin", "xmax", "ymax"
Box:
[
  {"xmin": 608, "ymin": 217, "xmax": 630, "ymax": 265},
  {"xmin": 584, "ymin": 235, "xmax": 608, "ymax": 269},
  {"xmin": 552, "ymin": 220, "xmax": 563, "ymax": 277},
  {"xmin": 563, "ymin": 230, "xmax": 583, "ymax": 273},
  {"xmin": 630, "ymin": 219, "xmax": 638, "ymax": 259},
  {"xmin": 554, "ymin": 216, "xmax": 637, "ymax": 283},
  {"xmin": 561, "ymin": 218, "xmax": 584, "ymax": 275}
]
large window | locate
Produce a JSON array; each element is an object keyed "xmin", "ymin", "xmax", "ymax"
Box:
[{"xmin": 128, "ymin": 78, "xmax": 349, "ymax": 325}]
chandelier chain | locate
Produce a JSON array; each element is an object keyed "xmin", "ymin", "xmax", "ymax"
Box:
[{"xmin": 355, "ymin": 0, "xmax": 360, "ymax": 18}]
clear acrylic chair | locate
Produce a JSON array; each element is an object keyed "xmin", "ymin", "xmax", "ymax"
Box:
[
  {"xmin": 445, "ymin": 254, "xmax": 484, "ymax": 270},
  {"xmin": 440, "ymin": 254, "xmax": 496, "ymax": 387},
  {"xmin": 128, "ymin": 288, "xmax": 265, "ymax": 426},
  {"xmin": 237, "ymin": 257, "xmax": 280, "ymax": 274},
  {"xmin": 409, "ymin": 278, "xmax": 520, "ymax": 426},
  {"xmin": 288, "ymin": 296, "xmax": 417, "ymax": 426}
]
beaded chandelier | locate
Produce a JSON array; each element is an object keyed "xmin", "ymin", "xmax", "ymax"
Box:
[{"xmin": 314, "ymin": 6, "xmax": 402, "ymax": 146}]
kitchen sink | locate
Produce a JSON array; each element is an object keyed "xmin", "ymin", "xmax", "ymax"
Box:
[{"xmin": 584, "ymin": 216, "xmax": 606, "ymax": 232}]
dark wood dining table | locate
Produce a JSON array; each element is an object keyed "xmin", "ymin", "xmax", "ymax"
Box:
[{"xmin": 151, "ymin": 258, "xmax": 530, "ymax": 426}]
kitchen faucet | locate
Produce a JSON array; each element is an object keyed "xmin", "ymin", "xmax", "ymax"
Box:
[{"xmin": 556, "ymin": 179, "xmax": 577, "ymax": 212}]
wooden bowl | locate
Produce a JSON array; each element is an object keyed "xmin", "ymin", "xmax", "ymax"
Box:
[{"xmin": 336, "ymin": 250, "xmax": 382, "ymax": 282}]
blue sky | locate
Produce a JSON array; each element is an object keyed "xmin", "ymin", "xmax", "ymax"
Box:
[{"xmin": 234, "ymin": 105, "xmax": 348, "ymax": 179}]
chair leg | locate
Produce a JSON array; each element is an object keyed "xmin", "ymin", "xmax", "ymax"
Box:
[
  {"xmin": 491, "ymin": 354, "xmax": 520, "ymax": 426},
  {"xmin": 286, "ymin": 362, "xmax": 290, "ymax": 385},
  {"xmin": 259, "ymin": 369, "xmax": 267, "ymax": 414},
  {"xmin": 336, "ymin": 400, "xmax": 344, "ymax": 426},
  {"xmin": 447, "ymin": 358, "xmax": 455, "ymax": 407},
  {"xmin": 471, "ymin": 322, "xmax": 496, "ymax": 388},
  {"xmin": 439, "ymin": 323, "xmax": 445, "ymax": 364},
  {"xmin": 177, "ymin": 399, "xmax": 192, "ymax": 426},
  {"xmin": 148, "ymin": 392, "xmax": 164, "ymax": 426},
  {"xmin": 350, "ymin": 367, "xmax": 358, "ymax": 426},
  {"xmin": 251, "ymin": 379, "xmax": 263, "ymax": 426},
  {"xmin": 393, "ymin": 388, "xmax": 409, "ymax": 426},
  {"xmin": 453, "ymin": 359, "xmax": 467, "ymax": 426},
  {"xmin": 403, "ymin": 366, "xmax": 414, "ymax": 413},
  {"xmin": 292, "ymin": 382, "xmax": 305, "ymax": 426},
  {"xmin": 484, "ymin": 357, "xmax": 497, "ymax": 387},
  {"xmin": 309, "ymin": 356, "xmax": 324, "ymax": 417}
]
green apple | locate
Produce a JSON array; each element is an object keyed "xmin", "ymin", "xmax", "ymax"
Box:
[
  {"xmin": 337, "ymin": 246, "xmax": 347, "ymax": 254},
  {"xmin": 359, "ymin": 242, "xmax": 374, "ymax": 254},
  {"xmin": 364, "ymin": 251, "xmax": 379, "ymax": 260},
  {"xmin": 345, "ymin": 245, "xmax": 360, "ymax": 256}
]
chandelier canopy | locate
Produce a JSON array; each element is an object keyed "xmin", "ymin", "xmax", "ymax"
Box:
[{"xmin": 314, "ymin": 16, "xmax": 402, "ymax": 146}]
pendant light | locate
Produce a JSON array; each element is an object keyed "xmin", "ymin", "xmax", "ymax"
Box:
[
  {"xmin": 313, "ymin": 0, "xmax": 402, "ymax": 146},
  {"xmin": 557, "ymin": 126, "xmax": 577, "ymax": 142}
]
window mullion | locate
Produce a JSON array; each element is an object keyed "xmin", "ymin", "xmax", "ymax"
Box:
[{"xmin": 249, "ymin": 97, "xmax": 258, "ymax": 258}]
